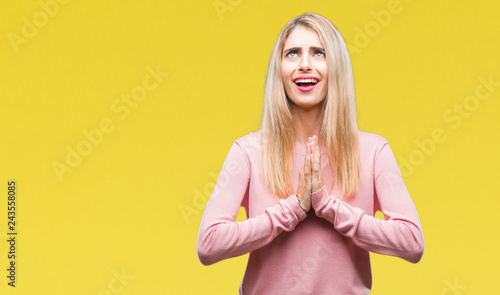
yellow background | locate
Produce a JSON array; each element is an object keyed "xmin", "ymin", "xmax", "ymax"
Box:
[{"xmin": 1, "ymin": 0, "xmax": 499, "ymax": 294}]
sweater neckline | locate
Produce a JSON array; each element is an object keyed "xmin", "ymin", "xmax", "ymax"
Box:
[
  {"xmin": 294, "ymin": 146, "xmax": 328, "ymax": 155},
  {"xmin": 255, "ymin": 130, "xmax": 328, "ymax": 156}
]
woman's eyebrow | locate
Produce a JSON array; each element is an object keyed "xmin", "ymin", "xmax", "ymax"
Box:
[
  {"xmin": 283, "ymin": 47, "xmax": 301, "ymax": 53},
  {"xmin": 311, "ymin": 46, "xmax": 325, "ymax": 52},
  {"xmin": 283, "ymin": 46, "xmax": 325, "ymax": 53}
]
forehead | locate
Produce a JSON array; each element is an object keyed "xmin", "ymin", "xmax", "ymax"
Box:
[{"xmin": 283, "ymin": 25, "xmax": 323, "ymax": 48}]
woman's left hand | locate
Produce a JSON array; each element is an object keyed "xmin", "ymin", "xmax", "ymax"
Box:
[{"xmin": 308, "ymin": 135, "xmax": 324, "ymax": 193}]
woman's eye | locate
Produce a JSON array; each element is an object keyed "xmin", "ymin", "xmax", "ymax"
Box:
[
  {"xmin": 314, "ymin": 51, "xmax": 325, "ymax": 57},
  {"xmin": 286, "ymin": 51, "xmax": 298, "ymax": 57}
]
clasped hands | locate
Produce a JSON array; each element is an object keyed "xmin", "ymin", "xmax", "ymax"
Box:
[{"xmin": 297, "ymin": 135, "xmax": 324, "ymax": 213}]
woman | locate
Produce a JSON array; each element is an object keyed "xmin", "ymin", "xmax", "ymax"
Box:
[{"xmin": 197, "ymin": 12, "xmax": 424, "ymax": 294}]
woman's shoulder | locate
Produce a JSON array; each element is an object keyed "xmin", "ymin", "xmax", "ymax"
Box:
[
  {"xmin": 233, "ymin": 129, "xmax": 261, "ymax": 151},
  {"xmin": 357, "ymin": 129, "xmax": 390, "ymax": 153}
]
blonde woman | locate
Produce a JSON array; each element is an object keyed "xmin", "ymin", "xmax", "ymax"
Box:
[{"xmin": 197, "ymin": 12, "xmax": 424, "ymax": 294}]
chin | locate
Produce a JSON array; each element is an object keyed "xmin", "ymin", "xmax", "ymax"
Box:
[
  {"xmin": 293, "ymin": 101, "xmax": 322, "ymax": 110},
  {"xmin": 288, "ymin": 95, "xmax": 322, "ymax": 106}
]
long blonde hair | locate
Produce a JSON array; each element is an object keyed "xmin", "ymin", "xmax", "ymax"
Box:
[{"xmin": 260, "ymin": 12, "xmax": 361, "ymax": 199}]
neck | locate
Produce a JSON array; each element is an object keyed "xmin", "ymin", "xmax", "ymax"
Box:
[{"xmin": 290, "ymin": 104, "xmax": 322, "ymax": 148}]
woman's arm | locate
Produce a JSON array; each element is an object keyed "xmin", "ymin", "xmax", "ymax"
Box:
[
  {"xmin": 311, "ymin": 142, "xmax": 425, "ymax": 263},
  {"xmin": 196, "ymin": 141, "xmax": 307, "ymax": 266}
]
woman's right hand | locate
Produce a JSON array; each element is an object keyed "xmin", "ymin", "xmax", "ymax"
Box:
[{"xmin": 297, "ymin": 142, "xmax": 312, "ymax": 213}]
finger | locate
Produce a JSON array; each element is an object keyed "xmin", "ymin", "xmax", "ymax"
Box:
[
  {"xmin": 305, "ymin": 155, "xmax": 311, "ymax": 187},
  {"xmin": 309, "ymin": 141, "xmax": 313, "ymax": 159},
  {"xmin": 309, "ymin": 135, "xmax": 317, "ymax": 144},
  {"xmin": 305, "ymin": 154, "xmax": 311, "ymax": 172},
  {"xmin": 311, "ymin": 142, "xmax": 319, "ymax": 173},
  {"xmin": 313, "ymin": 142, "xmax": 324, "ymax": 187},
  {"xmin": 305, "ymin": 143, "xmax": 311, "ymax": 174},
  {"xmin": 303, "ymin": 143, "xmax": 309, "ymax": 167},
  {"xmin": 315, "ymin": 141, "xmax": 320, "ymax": 163},
  {"xmin": 318, "ymin": 142, "xmax": 321, "ymax": 162},
  {"xmin": 305, "ymin": 144, "xmax": 311, "ymax": 177}
]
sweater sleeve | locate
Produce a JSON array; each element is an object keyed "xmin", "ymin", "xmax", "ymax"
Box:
[
  {"xmin": 196, "ymin": 141, "xmax": 307, "ymax": 266},
  {"xmin": 311, "ymin": 142, "xmax": 425, "ymax": 263}
]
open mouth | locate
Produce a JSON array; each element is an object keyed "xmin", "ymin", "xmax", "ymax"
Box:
[
  {"xmin": 294, "ymin": 78, "xmax": 319, "ymax": 91},
  {"xmin": 294, "ymin": 78, "xmax": 319, "ymax": 87}
]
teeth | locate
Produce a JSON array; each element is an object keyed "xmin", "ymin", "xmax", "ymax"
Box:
[{"xmin": 294, "ymin": 78, "xmax": 318, "ymax": 83}]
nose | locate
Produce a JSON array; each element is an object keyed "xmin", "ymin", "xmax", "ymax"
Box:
[{"xmin": 298, "ymin": 54, "xmax": 312, "ymax": 71}]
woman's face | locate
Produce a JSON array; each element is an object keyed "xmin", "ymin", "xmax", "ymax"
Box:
[{"xmin": 281, "ymin": 25, "xmax": 328, "ymax": 111}]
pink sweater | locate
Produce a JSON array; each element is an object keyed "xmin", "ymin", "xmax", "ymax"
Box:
[{"xmin": 196, "ymin": 130, "xmax": 424, "ymax": 294}]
